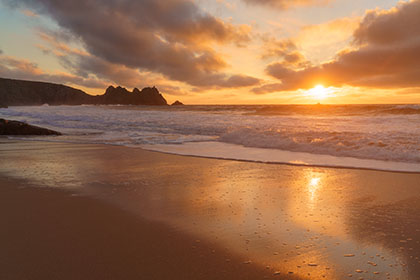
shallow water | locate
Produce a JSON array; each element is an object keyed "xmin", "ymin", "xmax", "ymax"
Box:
[
  {"xmin": 1, "ymin": 104, "xmax": 420, "ymax": 172},
  {"xmin": 2, "ymin": 140, "xmax": 420, "ymax": 279}
]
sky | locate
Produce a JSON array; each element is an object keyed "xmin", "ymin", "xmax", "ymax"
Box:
[{"xmin": 0, "ymin": 0, "xmax": 419, "ymax": 104}]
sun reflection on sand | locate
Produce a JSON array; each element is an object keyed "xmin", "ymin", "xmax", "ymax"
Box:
[
  {"xmin": 308, "ymin": 177, "xmax": 321, "ymax": 203},
  {"xmin": 1, "ymin": 141, "xmax": 418, "ymax": 279}
]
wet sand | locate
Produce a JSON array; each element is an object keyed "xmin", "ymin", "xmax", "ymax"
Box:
[
  {"xmin": 0, "ymin": 179, "xmax": 279, "ymax": 280},
  {"xmin": 1, "ymin": 139, "xmax": 420, "ymax": 279}
]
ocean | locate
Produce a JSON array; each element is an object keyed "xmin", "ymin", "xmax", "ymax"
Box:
[{"xmin": 1, "ymin": 104, "xmax": 420, "ymax": 172}]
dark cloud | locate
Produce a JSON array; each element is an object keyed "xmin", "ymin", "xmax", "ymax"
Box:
[
  {"xmin": 257, "ymin": 0, "xmax": 420, "ymax": 93},
  {"xmin": 242, "ymin": 0, "xmax": 331, "ymax": 10},
  {"xmin": 4, "ymin": 0, "xmax": 258, "ymax": 89},
  {"xmin": 353, "ymin": 0, "xmax": 420, "ymax": 46}
]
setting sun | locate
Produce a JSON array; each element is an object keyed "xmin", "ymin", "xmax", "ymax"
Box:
[
  {"xmin": 305, "ymin": 85, "xmax": 334, "ymax": 100},
  {"xmin": 2, "ymin": 0, "xmax": 420, "ymax": 279}
]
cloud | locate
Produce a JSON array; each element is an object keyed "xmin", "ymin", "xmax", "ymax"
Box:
[
  {"xmin": 242, "ymin": 0, "xmax": 331, "ymax": 10},
  {"xmin": 4, "ymin": 0, "xmax": 258, "ymax": 89},
  {"xmin": 0, "ymin": 54, "xmax": 106, "ymax": 89},
  {"xmin": 251, "ymin": 83, "xmax": 284, "ymax": 94},
  {"xmin": 295, "ymin": 17, "xmax": 360, "ymax": 63},
  {"xmin": 259, "ymin": 0, "xmax": 420, "ymax": 92},
  {"xmin": 353, "ymin": 1, "xmax": 420, "ymax": 46},
  {"xmin": 21, "ymin": 8, "xmax": 37, "ymax": 17},
  {"xmin": 214, "ymin": 74, "xmax": 261, "ymax": 88},
  {"xmin": 260, "ymin": 36, "xmax": 309, "ymax": 68},
  {"xmin": 35, "ymin": 30, "xmax": 262, "ymax": 92}
]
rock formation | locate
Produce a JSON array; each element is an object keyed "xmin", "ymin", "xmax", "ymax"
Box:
[
  {"xmin": 97, "ymin": 86, "xmax": 167, "ymax": 105},
  {"xmin": 0, "ymin": 77, "xmax": 173, "ymax": 106},
  {"xmin": 0, "ymin": 119, "xmax": 61, "ymax": 135},
  {"xmin": 171, "ymin": 100, "xmax": 184, "ymax": 106},
  {"xmin": 0, "ymin": 78, "xmax": 93, "ymax": 106}
]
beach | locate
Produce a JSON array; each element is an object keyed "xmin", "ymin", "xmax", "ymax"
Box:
[{"xmin": 1, "ymin": 139, "xmax": 420, "ymax": 279}]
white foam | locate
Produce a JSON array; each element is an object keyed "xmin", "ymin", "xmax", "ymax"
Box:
[
  {"xmin": 142, "ymin": 142, "xmax": 420, "ymax": 173},
  {"xmin": 1, "ymin": 105, "xmax": 420, "ymax": 171}
]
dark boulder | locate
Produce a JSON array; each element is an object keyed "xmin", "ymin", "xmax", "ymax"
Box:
[
  {"xmin": 171, "ymin": 100, "xmax": 184, "ymax": 106},
  {"xmin": 0, "ymin": 119, "xmax": 61, "ymax": 135}
]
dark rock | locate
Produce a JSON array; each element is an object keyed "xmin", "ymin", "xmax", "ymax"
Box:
[
  {"xmin": 171, "ymin": 100, "xmax": 184, "ymax": 106},
  {"xmin": 98, "ymin": 85, "xmax": 132, "ymax": 105},
  {"xmin": 0, "ymin": 77, "xmax": 94, "ymax": 106},
  {"xmin": 0, "ymin": 77, "xmax": 169, "ymax": 106},
  {"xmin": 95, "ymin": 85, "xmax": 168, "ymax": 105},
  {"xmin": 135, "ymin": 86, "xmax": 168, "ymax": 106},
  {"xmin": 0, "ymin": 119, "xmax": 61, "ymax": 135}
]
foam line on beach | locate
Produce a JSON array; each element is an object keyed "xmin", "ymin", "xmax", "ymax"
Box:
[{"xmin": 142, "ymin": 141, "xmax": 420, "ymax": 173}]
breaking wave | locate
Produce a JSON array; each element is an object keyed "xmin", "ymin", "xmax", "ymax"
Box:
[{"xmin": 1, "ymin": 104, "xmax": 420, "ymax": 168}]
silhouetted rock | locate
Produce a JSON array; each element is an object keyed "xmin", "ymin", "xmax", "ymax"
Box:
[
  {"xmin": 94, "ymin": 85, "xmax": 167, "ymax": 105},
  {"xmin": 0, "ymin": 78, "xmax": 169, "ymax": 106},
  {"xmin": 0, "ymin": 77, "xmax": 94, "ymax": 106},
  {"xmin": 0, "ymin": 119, "xmax": 61, "ymax": 135},
  {"xmin": 171, "ymin": 100, "xmax": 184, "ymax": 106},
  {"xmin": 98, "ymin": 85, "xmax": 132, "ymax": 105},
  {"xmin": 136, "ymin": 87, "xmax": 168, "ymax": 106}
]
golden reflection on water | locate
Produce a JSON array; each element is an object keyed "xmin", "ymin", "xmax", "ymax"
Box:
[
  {"xmin": 308, "ymin": 176, "xmax": 321, "ymax": 203},
  {"xmin": 1, "ymin": 141, "xmax": 419, "ymax": 279}
]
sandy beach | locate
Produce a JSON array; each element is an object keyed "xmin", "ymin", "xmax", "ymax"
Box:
[{"xmin": 1, "ymin": 139, "xmax": 420, "ymax": 279}]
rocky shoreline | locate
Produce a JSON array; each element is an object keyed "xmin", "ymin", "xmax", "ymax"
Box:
[
  {"xmin": 0, "ymin": 119, "xmax": 61, "ymax": 135},
  {"xmin": 0, "ymin": 77, "xmax": 182, "ymax": 107}
]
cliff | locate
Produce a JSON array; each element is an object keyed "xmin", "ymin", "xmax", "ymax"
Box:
[
  {"xmin": 0, "ymin": 77, "xmax": 169, "ymax": 106},
  {"xmin": 0, "ymin": 78, "xmax": 93, "ymax": 106}
]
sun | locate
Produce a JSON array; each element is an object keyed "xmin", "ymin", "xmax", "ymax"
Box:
[{"xmin": 306, "ymin": 84, "xmax": 333, "ymax": 100}]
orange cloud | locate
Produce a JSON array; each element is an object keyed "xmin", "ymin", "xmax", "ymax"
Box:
[
  {"xmin": 256, "ymin": 0, "xmax": 420, "ymax": 93},
  {"xmin": 0, "ymin": 54, "xmax": 106, "ymax": 89},
  {"xmin": 242, "ymin": 0, "xmax": 332, "ymax": 10},
  {"xmin": 260, "ymin": 37, "xmax": 309, "ymax": 69},
  {"xmin": 7, "ymin": 0, "xmax": 258, "ymax": 90},
  {"xmin": 21, "ymin": 9, "xmax": 37, "ymax": 17}
]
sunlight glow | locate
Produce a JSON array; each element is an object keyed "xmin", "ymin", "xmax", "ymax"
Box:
[
  {"xmin": 308, "ymin": 177, "xmax": 321, "ymax": 202},
  {"xmin": 305, "ymin": 85, "xmax": 335, "ymax": 100}
]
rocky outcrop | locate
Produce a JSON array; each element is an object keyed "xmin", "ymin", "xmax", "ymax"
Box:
[
  {"xmin": 0, "ymin": 119, "xmax": 61, "ymax": 135},
  {"xmin": 0, "ymin": 78, "xmax": 172, "ymax": 106},
  {"xmin": 171, "ymin": 100, "xmax": 184, "ymax": 106},
  {"xmin": 96, "ymin": 86, "xmax": 167, "ymax": 105},
  {"xmin": 0, "ymin": 78, "xmax": 93, "ymax": 106}
]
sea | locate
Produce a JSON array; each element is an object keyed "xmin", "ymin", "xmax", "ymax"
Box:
[{"xmin": 1, "ymin": 104, "xmax": 420, "ymax": 173}]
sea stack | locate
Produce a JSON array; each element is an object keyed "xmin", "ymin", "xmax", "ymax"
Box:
[{"xmin": 171, "ymin": 100, "xmax": 184, "ymax": 106}]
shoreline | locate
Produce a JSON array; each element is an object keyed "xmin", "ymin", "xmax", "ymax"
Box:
[
  {"xmin": 143, "ymin": 147, "xmax": 420, "ymax": 175},
  {"xmin": 1, "ymin": 139, "xmax": 420, "ymax": 279},
  {"xmin": 3, "ymin": 137, "xmax": 420, "ymax": 174}
]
